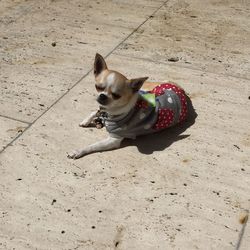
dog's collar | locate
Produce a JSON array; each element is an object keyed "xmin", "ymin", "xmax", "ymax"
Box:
[
  {"xmin": 106, "ymin": 91, "xmax": 151, "ymax": 121},
  {"xmin": 106, "ymin": 107, "xmax": 135, "ymax": 123}
]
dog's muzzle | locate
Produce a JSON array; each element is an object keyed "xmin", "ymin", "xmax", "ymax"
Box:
[{"xmin": 97, "ymin": 93, "xmax": 108, "ymax": 105}]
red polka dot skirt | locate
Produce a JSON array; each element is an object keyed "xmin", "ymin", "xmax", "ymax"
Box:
[{"xmin": 151, "ymin": 83, "xmax": 188, "ymax": 130}]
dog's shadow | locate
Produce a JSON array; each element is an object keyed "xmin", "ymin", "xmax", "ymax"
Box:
[{"xmin": 121, "ymin": 97, "xmax": 197, "ymax": 154}]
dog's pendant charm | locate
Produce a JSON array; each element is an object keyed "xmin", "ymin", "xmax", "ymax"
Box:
[{"xmin": 93, "ymin": 110, "xmax": 108, "ymax": 129}]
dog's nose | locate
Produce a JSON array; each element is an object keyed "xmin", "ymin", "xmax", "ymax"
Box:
[{"xmin": 97, "ymin": 93, "xmax": 108, "ymax": 105}]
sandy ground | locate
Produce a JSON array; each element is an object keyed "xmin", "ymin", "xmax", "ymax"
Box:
[{"xmin": 0, "ymin": 0, "xmax": 250, "ymax": 249}]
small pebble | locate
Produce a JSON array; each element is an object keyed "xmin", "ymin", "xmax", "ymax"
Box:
[
  {"xmin": 233, "ymin": 144, "xmax": 240, "ymax": 150},
  {"xmin": 51, "ymin": 199, "xmax": 57, "ymax": 205},
  {"xmin": 168, "ymin": 57, "xmax": 179, "ymax": 62},
  {"xmin": 51, "ymin": 42, "xmax": 56, "ymax": 47}
]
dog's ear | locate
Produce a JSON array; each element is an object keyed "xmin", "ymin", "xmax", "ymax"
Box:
[
  {"xmin": 128, "ymin": 77, "xmax": 148, "ymax": 92},
  {"xmin": 94, "ymin": 53, "xmax": 107, "ymax": 77}
]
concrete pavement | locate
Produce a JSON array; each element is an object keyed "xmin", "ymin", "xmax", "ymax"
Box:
[{"xmin": 0, "ymin": 0, "xmax": 249, "ymax": 249}]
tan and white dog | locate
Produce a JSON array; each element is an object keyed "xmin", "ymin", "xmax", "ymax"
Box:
[{"xmin": 68, "ymin": 53, "xmax": 192, "ymax": 159}]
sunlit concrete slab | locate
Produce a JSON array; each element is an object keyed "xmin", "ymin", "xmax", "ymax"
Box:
[
  {"xmin": 0, "ymin": 53, "xmax": 249, "ymax": 249},
  {"xmin": 115, "ymin": 0, "xmax": 250, "ymax": 79},
  {"xmin": 0, "ymin": 0, "xmax": 249, "ymax": 249}
]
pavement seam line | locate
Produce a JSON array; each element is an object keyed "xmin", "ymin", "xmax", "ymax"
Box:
[
  {"xmin": 0, "ymin": 0, "xmax": 170, "ymax": 155},
  {"xmin": 104, "ymin": 0, "xmax": 170, "ymax": 58},
  {"xmin": 0, "ymin": 114, "xmax": 31, "ymax": 125},
  {"xmin": 235, "ymin": 210, "xmax": 249, "ymax": 250}
]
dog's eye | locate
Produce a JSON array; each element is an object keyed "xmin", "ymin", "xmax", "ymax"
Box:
[
  {"xmin": 112, "ymin": 93, "xmax": 121, "ymax": 100},
  {"xmin": 95, "ymin": 85, "xmax": 105, "ymax": 91}
]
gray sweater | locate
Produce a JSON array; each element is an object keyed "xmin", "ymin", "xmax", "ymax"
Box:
[{"xmin": 105, "ymin": 83, "xmax": 188, "ymax": 139}]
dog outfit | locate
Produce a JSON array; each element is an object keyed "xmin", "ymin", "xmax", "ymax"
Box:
[{"xmin": 105, "ymin": 83, "xmax": 188, "ymax": 139}]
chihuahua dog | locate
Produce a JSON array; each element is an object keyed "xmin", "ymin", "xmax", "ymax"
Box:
[{"xmin": 68, "ymin": 53, "xmax": 190, "ymax": 159}]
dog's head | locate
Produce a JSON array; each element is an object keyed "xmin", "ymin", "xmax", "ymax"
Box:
[{"xmin": 94, "ymin": 53, "xmax": 148, "ymax": 115}]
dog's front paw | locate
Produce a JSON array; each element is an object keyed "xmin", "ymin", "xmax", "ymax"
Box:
[
  {"xmin": 67, "ymin": 149, "xmax": 84, "ymax": 159},
  {"xmin": 79, "ymin": 120, "xmax": 91, "ymax": 127}
]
